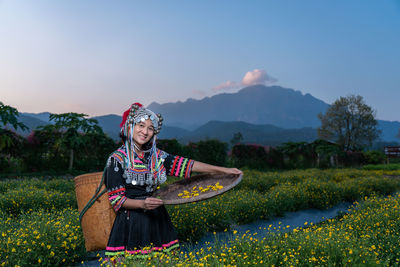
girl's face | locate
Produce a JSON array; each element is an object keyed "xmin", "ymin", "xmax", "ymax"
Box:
[{"xmin": 132, "ymin": 119, "xmax": 155, "ymax": 148}]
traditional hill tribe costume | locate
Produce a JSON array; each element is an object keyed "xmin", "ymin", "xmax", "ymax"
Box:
[{"xmin": 104, "ymin": 103, "xmax": 194, "ymax": 259}]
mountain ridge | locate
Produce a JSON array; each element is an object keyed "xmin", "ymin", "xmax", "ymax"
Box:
[{"xmin": 10, "ymin": 85, "xmax": 400, "ymax": 144}]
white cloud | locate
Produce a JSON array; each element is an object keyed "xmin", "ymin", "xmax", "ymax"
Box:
[
  {"xmin": 241, "ymin": 69, "xmax": 277, "ymax": 86},
  {"xmin": 210, "ymin": 69, "xmax": 277, "ymax": 95}
]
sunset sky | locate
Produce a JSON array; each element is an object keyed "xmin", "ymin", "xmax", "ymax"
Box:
[{"xmin": 1, "ymin": 0, "xmax": 399, "ymax": 121}]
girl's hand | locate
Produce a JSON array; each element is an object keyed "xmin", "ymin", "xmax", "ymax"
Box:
[
  {"xmin": 142, "ymin": 197, "xmax": 164, "ymax": 210},
  {"xmin": 218, "ymin": 167, "xmax": 243, "ymax": 176},
  {"xmin": 226, "ymin": 168, "xmax": 243, "ymax": 175}
]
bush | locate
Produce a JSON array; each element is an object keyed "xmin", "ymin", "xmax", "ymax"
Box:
[
  {"xmin": 157, "ymin": 139, "xmax": 183, "ymax": 156},
  {"xmin": 363, "ymin": 150, "xmax": 386, "ymax": 165},
  {"xmin": 231, "ymin": 144, "xmax": 283, "ymax": 170},
  {"xmin": 186, "ymin": 140, "xmax": 228, "ymax": 166}
]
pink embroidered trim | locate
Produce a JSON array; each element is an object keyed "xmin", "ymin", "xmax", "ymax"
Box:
[
  {"xmin": 175, "ymin": 157, "xmax": 184, "ymax": 176},
  {"xmin": 106, "ymin": 239, "xmax": 179, "ymax": 254},
  {"xmin": 106, "ymin": 246, "xmax": 125, "ymax": 251},
  {"xmin": 109, "ymin": 195, "xmax": 118, "ymax": 200}
]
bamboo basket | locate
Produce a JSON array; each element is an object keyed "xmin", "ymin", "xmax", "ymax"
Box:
[
  {"xmin": 74, "ymin": 172, "xmax": 116, "ymax": 252},
  {"xmin": 153, "ymin": 173, "xmax": 242, "ymax": 204}
]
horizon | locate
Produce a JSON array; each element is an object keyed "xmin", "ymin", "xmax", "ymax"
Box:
[{"xmin": 2, "ymin": 1, "xmax": 400, "ymax": 121}]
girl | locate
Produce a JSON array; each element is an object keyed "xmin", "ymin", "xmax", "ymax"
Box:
[{"xmin": 104, "ymin": 102, "xmax": 242, "ymax": 259}]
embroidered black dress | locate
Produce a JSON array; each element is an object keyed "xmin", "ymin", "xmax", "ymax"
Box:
[{"xmin": 104, "ymin": 146, "xmax": 194, "ymax": 258}]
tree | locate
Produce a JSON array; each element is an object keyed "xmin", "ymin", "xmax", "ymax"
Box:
[
  {"xmin": 230, "ymin": 132, "xmax": 243, "ymax": 146},
  {"xmin": 318, "ymin": 95, "xmax": 380, "ymax": 151},
  {"xmin": 38, "ymin": 113, "xmax": 103, "ymax": 170},
  {"xmin": 0, "ymin": 102, "xmax": 28, "ymax": 150}
]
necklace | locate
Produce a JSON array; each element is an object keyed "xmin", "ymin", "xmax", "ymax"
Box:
[{"xmin": 133, "ymin": 142, "xmax": 152, "ymax": 153}]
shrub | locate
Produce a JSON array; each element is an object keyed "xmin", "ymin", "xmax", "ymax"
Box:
[
  {"xmin": 363, "ymin": 150, "xmax": 386, "ymax": 165},
  {"xmin": 188, "ymin": 140, "xmax": 228, "ymax": 166},
  {"xmin": 157, "ymin": 139, "xmax": 183, "ymax": 156},
  {"xmin": 231, "ymin": 144, "xmax": 283, "ymax": 170}
]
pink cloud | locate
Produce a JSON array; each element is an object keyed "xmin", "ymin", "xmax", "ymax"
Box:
[
  {"xmin": 192, "ymin": 89, "xmax": 208, "ymax": 97},
  {"xmin": 241, "ymin": 69, "xmax": 277, "ymax": 86},
  {"xmin": 212, "ymin": 80, "xmax": 239, "ymax": 92}
]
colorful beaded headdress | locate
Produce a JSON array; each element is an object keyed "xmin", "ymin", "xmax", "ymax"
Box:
[
  {"xmin": 120, "ymin": 102, "xmax": 164, "ymax": 184},
  {"xmin": 120, "ymin": 102, "xmax": 163, "ymax": 135}
]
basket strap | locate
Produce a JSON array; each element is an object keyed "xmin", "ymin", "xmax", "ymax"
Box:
[{"xmin": 79, "ymin": 167, "xmax": 107, "ymax": 225}]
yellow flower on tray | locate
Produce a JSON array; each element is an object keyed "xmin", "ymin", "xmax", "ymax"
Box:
[{"xmin": 177, "ymin": 182, "xmax": 224, "ymax": 199}]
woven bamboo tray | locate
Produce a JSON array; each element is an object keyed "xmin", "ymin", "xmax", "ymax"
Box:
[{"xmin": 153, "ymin": 173, "xmax": 242, "ymax": 205}]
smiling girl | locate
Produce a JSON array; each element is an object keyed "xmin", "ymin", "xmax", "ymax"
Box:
[{"xmin": 104, "ymin": 102, "xmax": 241, "ymax": 261}]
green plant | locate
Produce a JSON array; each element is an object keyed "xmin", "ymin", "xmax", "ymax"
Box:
[{"xmin": 363, "ymin": 150, "xmax": 386, "ymax": 165}]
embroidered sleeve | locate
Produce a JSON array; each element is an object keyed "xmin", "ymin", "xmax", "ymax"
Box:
[
  {"xmin": 163, "ymin": 152, "xmax": 194, "ymax": 178},
  {"xmin": 105, "ymin": 157, "xmax": 127, "ymax": 212}
]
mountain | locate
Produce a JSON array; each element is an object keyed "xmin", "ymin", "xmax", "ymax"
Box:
[
  {"xmin": 377, "ymin": 120, "xmax": 400, "ymax": 142},
  {"xmin": 148, "ymin": 85, "xmax": 330, "ymax": 129},
  {"xmin": 12, "ymin": 85, "xmax": 400, "ymax": 144},
  {"xmin": 22, "ymin": 112, "xmax": 52, "ymax": 124},
  {"xmin": 11, "ymin": 114, "xmax": 49, "ymax": 136},
  {"xmin": 92, "ymin": 114, "xmax": 122, "ymax": 140}
]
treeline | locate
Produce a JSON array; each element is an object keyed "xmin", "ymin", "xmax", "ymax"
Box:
[
  {"xmin": 159, "ymin": 139, "xmax": 389, "ymax": 170},
  {"xmin": 0, "ymin": 127, "xmax": 117, "ymax": 174},
  {"xmin": 0, "ymin": 130, "xmax": 391, "ymax": 175}
]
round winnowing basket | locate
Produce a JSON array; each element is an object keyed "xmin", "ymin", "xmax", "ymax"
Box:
[
  {"xmin": 153, "ymin": 173, "xmax": 242, "ymax": 204},
  {"xmin": 74, "ymin": 172, "xmax": 116, "ymax": 252}
]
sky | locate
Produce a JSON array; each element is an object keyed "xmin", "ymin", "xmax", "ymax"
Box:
[{"xmin": 1, "ymin": 0, "xmax": 400, "ymax": 121}]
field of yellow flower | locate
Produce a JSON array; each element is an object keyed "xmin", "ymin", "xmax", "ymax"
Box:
[
  {"xmin": 121, "ymin": 193, "xmax": 400, "ymax": 266},
  {"xmin": 1, "ymin": 168, "xmax": 400, "ymax": 266}
]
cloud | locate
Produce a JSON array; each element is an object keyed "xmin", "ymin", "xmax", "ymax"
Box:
[
  {"xmin": 241, "ymin": 69, "xmax": 277, "ymax": 86},
  {"xmin": 212, "ymin": 80, "xmax": 239, "ymax": 92},
  {"xmin": 210, "ymin": 69, "xmax": 277, "ymax": 95},
  {"xmin": 192, "ymin": 89, "xmax": 208, "ymax": 98}
]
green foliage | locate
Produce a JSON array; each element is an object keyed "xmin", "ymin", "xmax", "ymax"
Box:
[
  {"xmin": 157, "ymin": 139, "xmax": 183, "ymax": 156},
  {"xmin": 363, "ymin": 150, "xmax": 386, "ymax": 165},
  {"xmin": 277, "ymin": 142, "xmax": 315, "ymax": 169},
  {"xmin": 26, "ymin": 114, "xmax": 117, "ymax": 172},
  {"xmin": 0, "ymin": 102, "xmax": 28, "ymax": 131},
  {"xmin": 231, "ymin": 144, "xmax": 283, "ymax": 170},
  {"xmin": 0, "ymin": 102, "xmax": 27, "ymax": 152},
  {"xmin": 363, "ymin": 163, "xmax": 400, "ymax": 170},
  {"xmin": 230, "ymin": 132, "xmax": 243, "ymax": 146},
  {"xmin": 39, "ymin": 113, "xmax": 104, "ymax": 170},
  {"xmin": 0, "ymin": 179, "xmax": 77, "ymax": 215},
  {"xmin": 73, "ymin": 132, "xmax": 118, "ymax": 171},
  {"xmin": 184, "ymin": 139, "xmax": 228, "ymax": 166},
  {"xmin": 318, "ymin": 95, "xmax": 380, "ymax": 151}
]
